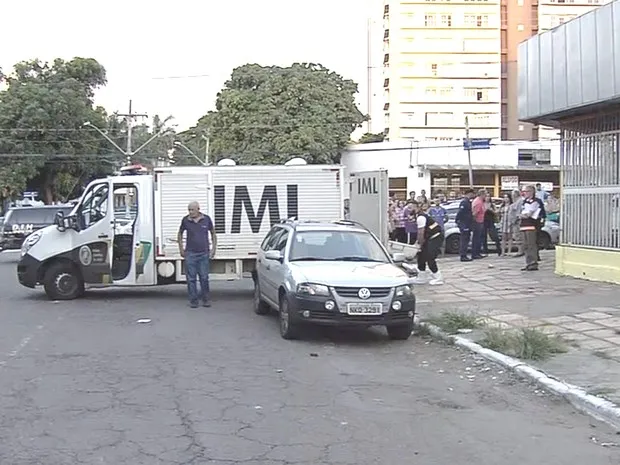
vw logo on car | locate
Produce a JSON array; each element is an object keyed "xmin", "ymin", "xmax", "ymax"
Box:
[{"xmin": 358, "ymin": 287, "xmax": 371, "ymax": 300}]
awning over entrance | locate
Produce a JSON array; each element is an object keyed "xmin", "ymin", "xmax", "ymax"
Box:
[{"xmin": 518, "ymin": 0, "xmax": 620, "ymax": 126}]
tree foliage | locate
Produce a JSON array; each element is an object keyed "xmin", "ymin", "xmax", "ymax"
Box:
[
  {"xmin": 357, "ymin": 132, "xmax": 385, "ymax": 144},
  {"xmin": 0, "ymin": 57, "xmax": 111, "ymax": 203},
  {"xmin": 194, "ymin": 63, "xmax": 366, "ymax": 165}
]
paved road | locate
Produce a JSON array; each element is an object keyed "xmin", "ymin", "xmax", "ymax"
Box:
[{"xmin": 1, "ymin": 252, "xmax": 619, "ymax": 464}]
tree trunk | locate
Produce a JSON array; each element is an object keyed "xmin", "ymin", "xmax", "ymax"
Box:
[{"xmin": 41, "ymin": 172, "xmax": 56, "ymax": 205}]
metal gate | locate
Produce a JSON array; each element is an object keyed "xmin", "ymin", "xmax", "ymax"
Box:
[{"xmin": 560, "ymin": 112, "xmax": 620, "ymax": 249}]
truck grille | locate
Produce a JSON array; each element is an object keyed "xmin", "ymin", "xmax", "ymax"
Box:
[{"xmin": 333, "ymin": 287, "xmax": 391, "ymax": 298}]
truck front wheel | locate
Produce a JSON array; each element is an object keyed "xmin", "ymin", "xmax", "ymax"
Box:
[{"xmin": 43, "ymin": 261, "xmax": 85, "ymax": 301}]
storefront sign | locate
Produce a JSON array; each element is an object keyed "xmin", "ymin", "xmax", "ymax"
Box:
[{"xmin": 501, "ymin": 176, "xmax": 519, "ymax": 190}]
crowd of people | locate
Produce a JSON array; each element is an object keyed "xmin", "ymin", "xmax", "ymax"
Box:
[{"xmin": 388, "ymin": 183, "xmax": 553, "ymax": 285}]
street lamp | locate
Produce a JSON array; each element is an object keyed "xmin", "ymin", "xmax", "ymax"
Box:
[{"xmin": 173, "ymin": 141, "xmax": 207, "ymax": 166}]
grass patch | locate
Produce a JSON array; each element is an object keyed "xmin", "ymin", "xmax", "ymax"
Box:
[
  {"xmin": 414, "ymin": 323, "xmax": 432, "ymax": 337},
  {"xmin": 480, "ymin": 327, "xmax": 568, "ymax": 361},
  {"xmin": 425, "ymin": 311, "xmax": 484, "ymax": 334}
]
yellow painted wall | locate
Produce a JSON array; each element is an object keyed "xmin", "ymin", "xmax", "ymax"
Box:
[{"xmin": 555, "ymin": 245, "xmax": 620, "ymax": 285}]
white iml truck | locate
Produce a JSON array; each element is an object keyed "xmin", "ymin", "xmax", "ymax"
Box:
[{"xmin": 17, "ymin": 164, "xmax": 346, "ymax": 300}]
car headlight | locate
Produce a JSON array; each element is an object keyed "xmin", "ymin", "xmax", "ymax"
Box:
[
  {"xmin": 395, "ymin": 283, "xmax": 415, "ymax": 297},
  {"xmin": 20, "ymin": 230, "xmax": 43, "ymax": 256},
  {"xmin": 296, "ymin": 283, "xmax": 330, "ymax": 296}
]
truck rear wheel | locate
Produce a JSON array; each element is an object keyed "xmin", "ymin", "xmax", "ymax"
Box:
[{"xmin": 43, "ymin": 261, "xmax": 85, "ymax": 301}]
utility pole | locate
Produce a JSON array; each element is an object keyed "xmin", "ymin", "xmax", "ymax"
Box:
[
  {"xmin": 202, "ymin": 133, "xmax": 210, "ymax": 166},
  {"xmin": 117, "ymin": 100, "xmax": 148, "ymax": 165},
  {"xmin": 464, "ymin": 116, "xmax": 474, "ymax": 188},
  {"xmin": 85, "ymin": 99, "xmax": 167, "ymax": 167},
  {"xmin": 366, "ymin": 18, "xmax": 373, "ymax": 134}
]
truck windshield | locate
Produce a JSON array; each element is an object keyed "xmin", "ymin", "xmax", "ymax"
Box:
[{"xmin": 289, "ymin": 230, "xmax": 390, "ymax": 262}]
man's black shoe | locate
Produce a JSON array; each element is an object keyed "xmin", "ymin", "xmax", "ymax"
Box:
[{"xmin": 460, "ymin": 257, "xmax": 473, "ymax": 262}]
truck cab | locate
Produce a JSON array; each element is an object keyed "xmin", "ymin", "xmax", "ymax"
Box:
[{"xmin": 18, "ymin": 174, "xmax": 156, "ymax": 299}]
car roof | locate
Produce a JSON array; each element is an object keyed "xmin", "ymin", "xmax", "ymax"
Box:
[{"xmin": 280, "ymin": 220, "xmax": 368, "ymax": 234}]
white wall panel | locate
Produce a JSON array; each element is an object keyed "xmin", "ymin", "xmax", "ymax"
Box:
[{"xmin": 518, "ymin": 0, "xmax": 620, "ymax": 123}]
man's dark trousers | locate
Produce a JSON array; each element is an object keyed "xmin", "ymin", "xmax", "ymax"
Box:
[
  {"xmin": 459, "ymin": 228, "xmax": 471, "ymax": 259},
  {"xmin": 472, "ymin": 222, "xmax": 484, "ymax": 257}
]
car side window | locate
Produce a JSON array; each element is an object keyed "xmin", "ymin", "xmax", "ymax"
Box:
[
  {"xmin": 273, "ymin": 229, "xmax": 290, "ymax": 252},
  {"xmin": 262, "ymin": 227, "xmax": 285, "ymax": 251}
]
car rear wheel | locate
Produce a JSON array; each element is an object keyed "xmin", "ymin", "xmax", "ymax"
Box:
[
  {"xmin": 253, "ymin": 280, "xmax": 271, "ymax": 315},
  {"xmin": 538, "ymin": 232, "xmax": 551, "ymax": 250},
  {"xmin": 279, "ymin": 294, "xmax": 300, "ymax": 340},
  {"xmin": 43, "ymin": 261, "xmax": 85, "ymax": 301},
  {"xmin": 387, "ymin": 319, "xmax": 414, "ymax": 340},
  {"xmin": 445, "ymin": 234, "xmax": 460, "ymax": 255}
]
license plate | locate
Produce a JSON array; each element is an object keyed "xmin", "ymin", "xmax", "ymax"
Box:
[{"xmin": 346, "ymin": 303, "xmax": 383, "ymax": 315}]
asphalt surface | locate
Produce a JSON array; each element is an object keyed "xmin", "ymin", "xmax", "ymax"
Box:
[{"xmin": 1, "ymin": 251, "xmax": 619, "ymax": 465}]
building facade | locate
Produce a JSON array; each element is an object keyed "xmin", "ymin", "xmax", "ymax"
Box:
[
  {"xmin": 341, "ymin": 140, "xmax": 560, "ymax": 199},
  {"xmin": 519, "ymin": 0, "xmax": 620, "ymax": 284},
  {"xmin": 382, "ymin": 0, "xmax": 609, "ymax": 142}
]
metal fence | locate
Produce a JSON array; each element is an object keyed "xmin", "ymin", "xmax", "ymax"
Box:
[{"xmin": 560, "ymin": 111, "xmax": 620, "ymax": 249}]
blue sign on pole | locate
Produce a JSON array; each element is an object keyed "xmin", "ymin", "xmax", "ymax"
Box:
[{"xmin": 463, "ymin": 138, "xmax": 491, "ymax": 150}]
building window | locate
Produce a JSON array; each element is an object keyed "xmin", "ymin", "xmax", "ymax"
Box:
[
  {"xmin": 440, "ymin": 14, "xmax": 452, "ymax": 27},
  {"xmin": 439, "ymin": 86, "xmax": 453, "ymax": 97},
  {"xmin": 402, "ymin": 112, "xmax": 416, "ymax": 125},
  {"xmin": 518, "ymin": 149, "xmax": 551, "ymax": 165},
  {"xmin": 425, "ymin": 112, "xmax": 453, "ymax": 126},
  {"xmin": 466, "ymin": 113, "xmax": 492, "ymax": 126},
  {"xmin": 464, "ymin": 14, "xmax": 489, "ymax": 27},
  {"xmin": 464, "ymin": 88, "xmax": 489, "ymax": 101},
  {"xmin": 425, "ymin": 14, "xmax": 436, "ymax": 27}
]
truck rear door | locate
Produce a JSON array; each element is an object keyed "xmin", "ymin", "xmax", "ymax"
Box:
[{"xmin": 348, "ymin": 170, "xmax": 389, "ymax": 246}]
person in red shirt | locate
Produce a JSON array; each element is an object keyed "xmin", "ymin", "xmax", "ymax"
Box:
[{"xmin": 471, "ymin": 189, "xmax": 487, "ymax": 259}]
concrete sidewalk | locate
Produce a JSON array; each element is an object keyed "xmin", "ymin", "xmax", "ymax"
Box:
[{"xmin": 416, "ymin": 250, "xmax": 620, "ymax": 404}]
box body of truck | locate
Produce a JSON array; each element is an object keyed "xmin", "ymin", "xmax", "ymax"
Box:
[{"xmin": 154, "ymin": 164, "xmax": 345, "ymax": 281}]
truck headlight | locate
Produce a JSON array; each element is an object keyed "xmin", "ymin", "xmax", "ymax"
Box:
[
  {"xmin": 296, "ymin": 283, "xmax": 330, "ymax": 296},
  {"xmin": 20, "ymin": 230, "xmax": 43, "ymax": 256},
  {"xmin": 395, "ymin": 284, "xmax": 415, "ymax": 297}
]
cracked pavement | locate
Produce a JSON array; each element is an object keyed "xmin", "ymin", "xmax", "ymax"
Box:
[{"xmin": 1, "ymin": 252, "xmax": 619, "ymax": 464}]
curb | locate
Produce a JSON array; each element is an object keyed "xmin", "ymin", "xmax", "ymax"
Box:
[{"xmin": 415, "ymin": 321, "xmax": 620, "ymax": 431}]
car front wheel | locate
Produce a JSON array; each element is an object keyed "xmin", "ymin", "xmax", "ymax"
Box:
[
  {"xmin": 279, "ymin": 294, "xmax": 300, "ymax": 340},
  {"xmin": 387, "ymin": 319, "xmax": 414, "ymax": 340}
]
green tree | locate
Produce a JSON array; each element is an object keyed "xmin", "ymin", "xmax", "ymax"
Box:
[
  {"xmin": 194, "ymin": 63, "xmax": 366, "ymax": 165},
  {"xmin": 357, "ymin": 132, "xmax": 385, "ymax": 144},
  {"xmin": 0, "ymin": 57, "xmax": 111, "ymax": 203}
]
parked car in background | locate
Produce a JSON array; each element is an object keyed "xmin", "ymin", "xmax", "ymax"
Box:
[
  {"xmin": 0, "ymin": 205, "xmax": 73, "ymax": 252},
  {"xmin": 443, "ymin": 219, "xmax": 560, "ymax": 254}
]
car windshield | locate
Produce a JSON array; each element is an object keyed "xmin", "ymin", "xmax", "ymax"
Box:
[{"xmin": 289, "ymin": 230, "xmax": 390, "ymax": 262}]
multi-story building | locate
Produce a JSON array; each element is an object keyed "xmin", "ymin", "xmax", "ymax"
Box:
[
  {"xmin": 383, "ymin": 0, "xmax": 502, "ymax": 142},
  {"xmin": 382, "ymin": 0, "xmax": 609, "ymax": 142}
]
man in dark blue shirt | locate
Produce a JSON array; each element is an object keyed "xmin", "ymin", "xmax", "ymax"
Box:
[
  {"xmin": 178, "ymin": 201, "xmax": 217, "ymax": 308},
  {"xmin": 455, "ymin": 189, "xmax": 475, "ymax": 262}
]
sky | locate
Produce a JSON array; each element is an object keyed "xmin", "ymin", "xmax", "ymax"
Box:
[{"xmin": 2, "ymin": 0, "xmax": 385, "ymax": 134}]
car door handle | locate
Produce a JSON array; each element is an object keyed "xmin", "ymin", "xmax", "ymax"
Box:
[
  {"xmin": 265, "ymin": 265, "xmax": 271, "ymax": 271},
  {"xmin": 98, "ymin": 234, "xmax": 109, "ymax": 239}
]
